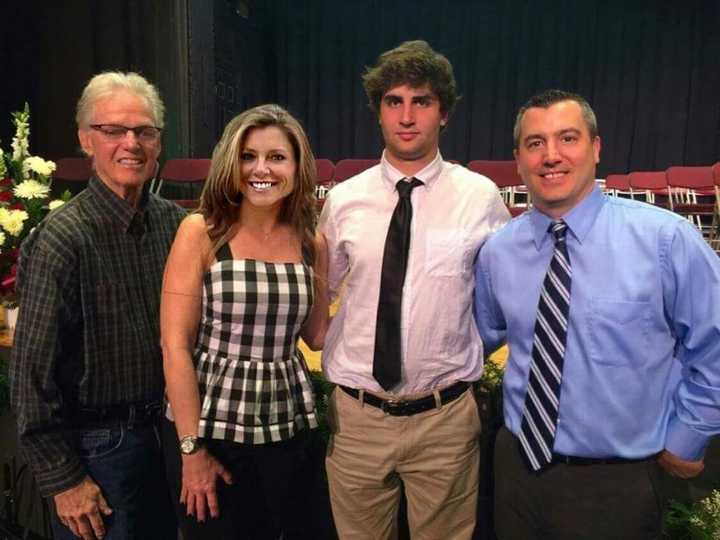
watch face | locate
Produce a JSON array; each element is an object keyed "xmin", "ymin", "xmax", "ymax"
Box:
[{"xmin": 180, "ymin": 437, "xmax": 197, "ymax": 454}]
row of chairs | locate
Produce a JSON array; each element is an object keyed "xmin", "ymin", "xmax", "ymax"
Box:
[
  {"xmin": 50, "ymin": 157, "xmax": 528, "ymax": 214},
  {"xmin": 47, "ymin": 158, "xmax": 720, "ymax": 252},
  {"xmin": 605, "ymin": 164, "xmax": 720, "ymax": 250},
  {"xmin": 50, "ymin": 157, "xmax": 366, "ymax": 187},
  {"xmin": 50, "ymin": 157, "xmax": 209, "ymax": 208}
]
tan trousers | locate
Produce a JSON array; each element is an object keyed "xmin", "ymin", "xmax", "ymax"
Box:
[{"xmin": 326, "ymin": 385, "xmax": 481, "ymax": 540}]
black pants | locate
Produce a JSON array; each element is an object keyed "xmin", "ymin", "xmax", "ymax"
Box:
[
  {"xmin": 494, "ymin": 426, "xmax": 664, "ymax": 540},
  {"xmin": 162, "ymin": 418, "xmax": 314, "ymax": 540}
]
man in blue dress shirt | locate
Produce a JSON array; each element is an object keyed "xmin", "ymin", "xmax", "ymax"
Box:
[{"xmin": 474, "ymin": 89, "xmax": 720, "ymax": 539}]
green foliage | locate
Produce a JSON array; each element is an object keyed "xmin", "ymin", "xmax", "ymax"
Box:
[
  {"xmin": 309, "ymin": 369, "xmax": 334, "ymax": 441},
  {"xmin": 474, "ymin": 358, "xmax": 505, "ymax": 425},
  {"xmin": 478, "ymin": 357, "xmax": 504, "ymax": 393},
  {"xmin": 665, "ymin": 490, "xmax": 720, "ymax": 539}
]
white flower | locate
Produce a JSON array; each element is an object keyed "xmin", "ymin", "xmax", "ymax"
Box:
[
  {"xmin": 48, "ymin": 199, "xmax": 65, "ymax": 211},
  {"xmin": 0, "ymin": 230, "xmax": 5, "ymax": 246},
  {"xmin": 11, "ymin": 128, "xmax": 29, "ymax": 163},
  {"xmin": 0, "ymin": 148, "xmax": 6, "ymax": 178},
  {"xmin": 14, "ymin": 179, "xmax": 50, "ymax": 200},
  {"xmin": 23, "ymin": 156, "xmax": 56, "ymax": 177},
  {"xmin": 0, "ymin": 209, "xmax": 28, "ymax": 236},
  {"xmin": 11, "ymin": 107, "xmax": 30, "ymax": 162}
]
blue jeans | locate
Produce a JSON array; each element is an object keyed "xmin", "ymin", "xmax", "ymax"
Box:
[{"xmin": 51, "ymin": 420, "xmax": 176, "ymax": 540}]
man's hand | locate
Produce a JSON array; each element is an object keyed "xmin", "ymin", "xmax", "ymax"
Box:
[
  {"xmin": 181, "ymin": 447, "xmax": 233, "ymax": 522},
  {"xmin": 658, "ymin": 449, "xmax": 704, "ymax": 479},
  {"xmin": 53, "ymin": 476, "xmax": 112, "ymax": 540}
]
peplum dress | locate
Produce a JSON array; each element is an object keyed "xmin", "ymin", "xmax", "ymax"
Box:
[{"xmin": 190, "ymin": 242, "xmax": 318, "ymax": 444}]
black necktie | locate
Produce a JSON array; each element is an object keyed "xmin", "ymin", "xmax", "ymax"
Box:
[
  {"xmin": 373, "ymin": 178, "xmax": 424, "ymax": 390},
  {"xmin": 519, "ymin": 220, "xmax": 572, "ymax": 471}
]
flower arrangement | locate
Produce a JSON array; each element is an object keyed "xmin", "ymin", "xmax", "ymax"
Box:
[
  {"xmin": 666, "ymin": 489, "xmax": 720, "ymax": 539},
  {"xmin": 0, "ymin": 104, "xmax": 69, "ymax": 308}
]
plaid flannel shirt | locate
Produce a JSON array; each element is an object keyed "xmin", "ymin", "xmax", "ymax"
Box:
[{"xmin": 9, "ymin": 177, "xmax": 185, "ymax": 496}]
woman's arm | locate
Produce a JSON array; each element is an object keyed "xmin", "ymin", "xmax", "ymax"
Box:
[
  {"xmin": 300, "ymin": 232, "xmax": 329, "ymax": 351},
  {"xmin": 161, "ymin": 214, "xmax": 207, "ymax": 441},
  {"xmin": 161, "ymin": 214, "xmax": 231, "ymax": 522}
]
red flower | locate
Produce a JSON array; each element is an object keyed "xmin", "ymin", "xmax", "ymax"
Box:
[{"xmin": 0, "ymin": 260, "xmax": 17, "ymax": 296}]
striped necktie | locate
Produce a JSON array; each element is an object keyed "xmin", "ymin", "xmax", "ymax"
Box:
[{"xmin": 519, "ymin": 220, "xmax": 572, "ymax": 471}]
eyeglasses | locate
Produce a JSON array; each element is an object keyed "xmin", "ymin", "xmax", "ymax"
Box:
[{"xmin": 90, "ymin": 124, "xmax": 162, "ymax": 143}]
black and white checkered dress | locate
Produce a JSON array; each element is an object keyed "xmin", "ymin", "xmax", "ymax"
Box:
[{"xmin": 193, "ymin": 243, "xmax": 318, "ymax": 444}]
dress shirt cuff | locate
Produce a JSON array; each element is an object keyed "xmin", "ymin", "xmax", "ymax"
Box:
[
  {"xmin": 32, "ymin": 454, "xmax": 87, "ymax": 497},
  {"xmin": 665, "ymin": 417, "xmax": 709, "ymax": 461}
]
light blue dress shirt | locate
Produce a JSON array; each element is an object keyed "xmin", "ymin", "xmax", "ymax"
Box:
[{"xmin": 474, "ymin": 187, "xmax": 720, "ymax": 460}]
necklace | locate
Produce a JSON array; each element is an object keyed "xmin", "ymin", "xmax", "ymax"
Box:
[{"xmin": 247, "ymin": 225, "xmax": 274, "ymax": 242}]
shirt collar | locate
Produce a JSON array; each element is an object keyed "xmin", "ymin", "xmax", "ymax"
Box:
[
  {"xmin": 88, "ymin": 176, "xmax": 150, "ymax": 233},
  {"xmin": 529, "ymin": 185, "xmax": 606, "ymax": 250},
  {"xmin": 380, "ymin": 150, "xmax": 443, "ymax": 191}
]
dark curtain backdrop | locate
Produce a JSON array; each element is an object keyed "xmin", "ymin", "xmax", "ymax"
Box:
[
  {"xmin": 0, "ymin": 0, "xmax": 186, "ymax": 161},
  {"xmin": 234, "ymin": 0, "xmax": 720, "ymax": 176},
  {"xmin": 2, "ymin": 0, "xmax": 719, "ymax": 177}
]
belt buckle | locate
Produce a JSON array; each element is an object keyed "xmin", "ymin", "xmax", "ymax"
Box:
[{"xmin": 381, "ymin": 399, "xmax": 406, "ymax": 415}]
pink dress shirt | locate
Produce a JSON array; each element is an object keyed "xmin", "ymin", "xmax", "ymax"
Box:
[{"xmin": 319, "ymin": 152, "xmax": 510, "ymax": 394}]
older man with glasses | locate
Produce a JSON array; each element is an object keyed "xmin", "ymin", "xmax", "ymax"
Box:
[{"xmin": 10, "ymin": 71, "xmax": 185, "ymax": 540}]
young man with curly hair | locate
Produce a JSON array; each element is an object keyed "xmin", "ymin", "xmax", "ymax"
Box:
[{"xmin": 319, "ymin": 40, "xmax": 509, "ymax": 539}]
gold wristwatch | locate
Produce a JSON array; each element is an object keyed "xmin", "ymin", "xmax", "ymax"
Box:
[{"xmin": 179, "ymin": 435, "xmax": 202, "ymax": 455}]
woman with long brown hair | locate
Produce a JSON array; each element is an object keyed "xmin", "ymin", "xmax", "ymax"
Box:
[{"xmin": 160, "ymin": 104, "xmax": 328, "ymax": 539}]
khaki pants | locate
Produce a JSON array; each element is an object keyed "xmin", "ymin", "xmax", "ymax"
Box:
[{"xmin": 326, "ymin": 385, "xmax": 481, "ymax": 540}]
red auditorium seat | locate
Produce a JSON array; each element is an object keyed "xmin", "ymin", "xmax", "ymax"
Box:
[
  {"xmin": 627, "ymin": 171, "xmax": 669, "ymax": 206},
  {"xmin": 314, "ymin": 159, "xmax": 335, "ymax": 209},
  {"xmin": 52, "ymin": 157, "xmax": 93, "ymax": 196},
  {"xmin": 710, "ymin": 163, "xmax": 720, "ymax": 252},
  {"xmin": 467, "ymin": 160, "xmax": 520, "ymax": 187},
  {"xmin": 604, "ymin": 174, "xmax": 631, "ymax": 197},
  {"xmin": 54, "ymin": 157, "xmax": 93, "ymax": 180},
  {"xmin": 333, "ymin": 159, "xmax": 380, "ymax": 183},
  {"xmin": 154, "ymin": 158, "xmax": 211, "ymax": 193},
  {"xmin": 153, "ymin": 158, "xmax": 211, "ymax": 209},
  {"xmin": 666, "ymin": 166, "xmax": 715, "ymax": 236},
  {"xmin": 315, "ymin": 159, "xmax": 335, "ymax": 186},
  {"xmin": 467, "ymin": 160, "xmax": 529, "ymax": 216}
]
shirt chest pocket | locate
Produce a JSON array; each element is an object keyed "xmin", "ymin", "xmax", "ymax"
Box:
[
  {"xmin": 424, "ymin": 229, "xmax": 473, "ymax": 277},
  {"xmin": 587, "ymin": 298, "xmax": 650, "ymax": 366}
]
